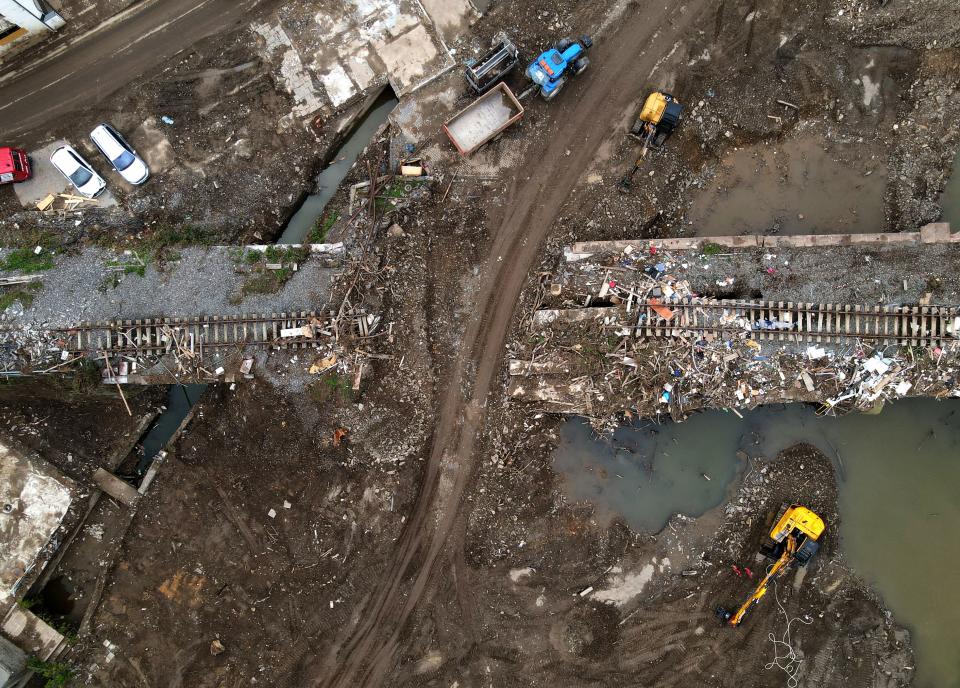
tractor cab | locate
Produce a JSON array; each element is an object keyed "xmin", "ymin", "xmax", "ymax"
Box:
[{"xmin": 526, "ymin": 36, "xmax": 593, "ymax": 100}]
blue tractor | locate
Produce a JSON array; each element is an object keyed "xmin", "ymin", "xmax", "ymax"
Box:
[{"xmin": 525, "ymin": 35, "xmax": 593, "ymax": 100}]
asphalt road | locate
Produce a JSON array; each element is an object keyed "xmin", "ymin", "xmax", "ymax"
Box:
[{"xmin": 0, "ymin": 0, "xmax": 278, "ymax": 142}]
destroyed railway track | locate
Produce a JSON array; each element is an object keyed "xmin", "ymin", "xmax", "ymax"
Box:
[
  {"xmin": 50, "ymin": 312, "xmax": 334, "ymax": 355},
  {"xmin": 635, "ymin": 298, "xmax": 960, "ymax": 346}
]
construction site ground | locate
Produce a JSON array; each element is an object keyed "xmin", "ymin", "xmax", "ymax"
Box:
[{"xmin": 2, "ymin": 0, "xmax": 960, "ymax": 686}]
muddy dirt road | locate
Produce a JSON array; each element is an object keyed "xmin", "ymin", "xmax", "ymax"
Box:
[
  {"xmin": 318, "ymin": 2, "xmax": 710, "ymax": 685},
  {"xmin": 0, "ymin": 0, "xmax": 282, "ymax": 141}
]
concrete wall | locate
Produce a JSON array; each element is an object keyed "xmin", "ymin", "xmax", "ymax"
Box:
[{"xmin": 569, "ymin": 223, "xmax": 958, "ymax": 257}]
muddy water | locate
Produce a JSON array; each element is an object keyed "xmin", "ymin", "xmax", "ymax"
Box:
[
  {"xmin": 278, "ymin": 93, "xmax": 398, "ymax": 244},
  {"xmin": 553, "ymin": 399, "xmax": 960, "ymax": 688},
  {"xmin": 689, "ymin": 136, "xmax": 887, "ymax": 235},
  {"xmin": 941, "ymin": 153, "xmax": 960, "ymax": 228},
  {"xmin": 135, "ymin": 383, "xmax": 206, "ymax": 475}
]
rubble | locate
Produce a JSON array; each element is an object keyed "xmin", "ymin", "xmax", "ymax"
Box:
[{"xmin": 511, "ymin": 239, "xmax": 960, "ymax": 423}]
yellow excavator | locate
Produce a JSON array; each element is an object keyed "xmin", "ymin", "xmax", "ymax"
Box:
[
  {"xmin": 719, "ymin": 504, "xmax": 825, "ymax": 627},
  {"xmin": 618, "ymin": 91, "xmax": 683, "ymax": 190}
]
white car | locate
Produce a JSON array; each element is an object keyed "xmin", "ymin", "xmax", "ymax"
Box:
[
  {"xmin": 90, "ymin": 123, "xmax": 149, "ymax": 185},
  {"xmin": 50, "ymin": 145, "xmax": 106, "ymax": 198}
]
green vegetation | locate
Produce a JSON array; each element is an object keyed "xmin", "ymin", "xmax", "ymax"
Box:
[
  {"xmin": 308, "ymin": 372, "xmax": 353, "ymax": 404},
  {"xmin": 310, "ymin": 211, "xmax": 339, "ymax": 243},
  {"xmin": 133, "ymin": 224, "xmax": 214, "ymax": 263},
  {"xmin": 1, "ymin": 248, "xmax": 54, "ymax": 273},
  {"xmin": 0, "ymin": 282, "xmax": 41, "ymax": 311},
  {"xmin": 375, "ymin": 181, "xmax": 408, "ymax": 210},
  {"xmin": 701, "ymin": 242, "xmax": 723, "ymax": 257},
  {"xmin": 233, "ymin": 246, "xmax": 310, "ymax": 301},
  {"xmin": 27, "ymin": 657, "xmax": 73, "ymax": 688},
  {"xmin": 105, "ymin": 253, "xmax": 147, "ymax": 277},
  {"xmin": 0, "ymin": 226, "xmax": 60, "ymax": 252}
]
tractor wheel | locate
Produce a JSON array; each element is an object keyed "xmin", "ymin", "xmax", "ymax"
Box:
[
  {"xmin": 543, "ymin": 80, "xmax": 565, "ymax": 100},
  {"xmin": 579, "ymin": 35, "xmax": 594, "ymax": 49},
  {"xmin": 556, "ymin": 38, "xmax": 574, "ymax": 52},
  {"xmin": 572, "ymin": 56, "xmax": 590, "ymax": 75}
]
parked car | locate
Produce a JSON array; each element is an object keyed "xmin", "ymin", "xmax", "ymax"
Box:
[
  {"xmin": 50, "ymin": 145, "xmax": 106, "ymax": 198},
  {"xmin": 90, "ymin": 123, "xmax": 149, "ymax": 185}
]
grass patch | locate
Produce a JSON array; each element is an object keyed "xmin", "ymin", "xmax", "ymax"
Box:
[
  {"xmin": 239, "ymin": 270, "xmax": 290, "ymax": 297},
  {"xmin": 0, "ymin": 282, "xmax": 41, "ymax": 311},
  {"xmin": 264, "ymin": 245, "xmax": 309, "ymax": 264},
  {"xmin": 1, "ymin": 248, "xmax": 54, "ymax": 273},
  {"xmin": 309, "ymin": 211, "xmax": 339, "ymax": 243},
  {"xmin": 0, "ymin": 226, "xmax": 60, "ymax": 251},
  {"xmin": 105, "ymin": 255, "xmax": 148, "ymax": 278},
  {"xmin": 307, "ymin": 372, "xmax": 353, "ymax": 404},
  {"xmin": 27, "ymin": 657, "xmax": 73, "ymax": 688},
  {"xmin": 232, "ymin": 246, "xmax": 309, "ymax": 300},
  {"xmin": 700, "ymin": 242, "xmax": 723, "ymax": 257},
  {"xmin": 131, "ymin": 224, "xmax": 215, "ymax": 263},
  {"xmin": 374, "ymin": 181, "xmax": 411, "ymax": 211}
]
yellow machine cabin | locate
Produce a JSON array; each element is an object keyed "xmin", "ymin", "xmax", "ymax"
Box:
[{"xmin": 720, "ymin": 505, "xmax": 825, "ymax": 627}]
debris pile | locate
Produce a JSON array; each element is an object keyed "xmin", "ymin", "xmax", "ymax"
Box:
[{"xmin": 510, "ymin": 242, "xmax": 960, "ymax": 426}]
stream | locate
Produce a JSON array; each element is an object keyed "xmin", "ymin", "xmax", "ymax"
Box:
[
  {"xmin": 553, "ymin": 399, "xmax": 960, "ymax": 688},
  {"xmin": 278, "ymin": 91, "xmax": 399, "ymax": 244},
  {"xmin": 126, "ymin": 92, "xmax": 403, "ymax": 470},
  {"xmin": 941, "ymin": 152, "xmax": 960, "ymax": 228},
  {"xmin": 134, "ymin": 383, "xmax": 207, "ymax": 476}
]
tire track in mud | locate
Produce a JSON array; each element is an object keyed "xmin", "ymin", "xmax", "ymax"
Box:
[{"xmin": 319, "ymin": 3, "xmax": 709, "ymax": 685}]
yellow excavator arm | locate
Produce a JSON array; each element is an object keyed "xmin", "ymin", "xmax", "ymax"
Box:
[
  {"xmin": 723, "ymin": 505, "xmax": 825, "ymax": 627},
  {"xmin": 728, "ymin": 536, "xmax": 796, "ymax": 626}
]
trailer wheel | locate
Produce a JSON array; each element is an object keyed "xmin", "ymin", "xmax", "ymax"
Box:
[{"xmin": 556, "ymin": 38, "xmax": 574, "ymax": 52}]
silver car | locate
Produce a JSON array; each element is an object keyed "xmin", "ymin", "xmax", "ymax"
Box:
[
  {"xmin": 50, "ymin": 145, "xmax": 106, "ymax": 198},
  {"xmin": 90, "ymin": 123, "xmax": 149, "ymax": 185}
]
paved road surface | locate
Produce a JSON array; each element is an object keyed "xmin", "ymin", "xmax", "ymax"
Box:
[{"xmin": 0, "ymin": 0, "xmax": 278, "ymax": 141}]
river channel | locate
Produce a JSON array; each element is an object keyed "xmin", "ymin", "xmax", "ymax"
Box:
[
  {"xmin": 278, "ymin": 91, "xmax": 398, "ymax": 244},
  {"xmin": 553, "ymin": 399, "xmax": 960, "ymax": 688}
]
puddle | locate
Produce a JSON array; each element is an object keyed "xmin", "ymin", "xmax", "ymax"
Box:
[
  {"xmin": 278, "ymin": 91, "xmax": 398, "ymax": 244},
  {"xmin": 940, "ymin": 153, "xmax": 960, "ymax": 228},
  {"xmin": 555, "ymin": 413, "xmax": 748, "ymax": 532},
  {"xmin": 688, "ymin": 136, "xmax": 887, "ymax": 235},
  {"xmin": 133, "ymin": 383, "xmax": 206, "ymax": 476},
  {"xmin": 553, "ymin": 399, "xmax": 960, "ymax": 688},
  {"xmin": 39, "ymin": 575, "xmax": 76, "ymax": 617}
]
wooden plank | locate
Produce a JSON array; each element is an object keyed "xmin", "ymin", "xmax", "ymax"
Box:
[{"xmin": 93, "ymin": 468, "xmax": 139, "ymax": 507}]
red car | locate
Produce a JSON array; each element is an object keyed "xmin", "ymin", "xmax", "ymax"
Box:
[{"xmin": 0, "ymin": 147, "xmax": 32, "ymax": 185}]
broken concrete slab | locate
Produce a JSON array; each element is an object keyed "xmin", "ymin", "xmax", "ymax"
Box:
[
  {"xmin": 417, "ymin": 0, "xmax": 477, "ymax": 43},
  {"xmin": 0, "ymin": 443, "xmax": 75, "ymax": 601},
  {"xmin": 1, "ymin": 605, "xmax": 66, "ymax": 662}
]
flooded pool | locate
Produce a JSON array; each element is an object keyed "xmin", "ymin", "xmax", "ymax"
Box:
[
  {"xmin": 553, "ymin": 399, "xmax": 960, "ymax": 688},
  {"xmin": 941, "ymin": 153, "xmax": 960, "ymax": 228},
  {"xmin": 688, "ymin": 136, "xmax": 887, "ymax": 235},
  {"xmin": 278, "ymin": 92, "xmax": 398, "ymax": 244}
]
